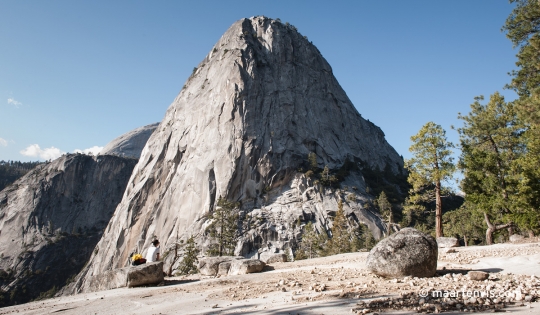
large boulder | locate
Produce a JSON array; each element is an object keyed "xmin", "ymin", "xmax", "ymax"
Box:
[
  {"xmin": 73, "ymin": 262, "xmax": 163, "ymax": 293},
  {"xmin": 228, "ymin": 259, "xmax": 266, "ymax": 275},
  {"xmin": 367, "ymin": 228, "xmax": 438, "ymax": 278},
  {"xmin": 259, "ymin": 252, "xmax": 287, "ymax": 264},
  {"xmin": 127, "ymin": 262, "xmax": 164, "ymax": 287},
  {"xmin": 436, "ymin": 237, "xmax": 459, "ymax": 248},
  {"xmin": 198, "ymin": 256, "xmax": 243, "ymax": 276}
]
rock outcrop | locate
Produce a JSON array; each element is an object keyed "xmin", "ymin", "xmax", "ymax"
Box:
[
  {"xmin": 436, "ymin": 237, "xmax": 459, "ymax": 248},
  {"xmin": 70, "ymin": 16, "xmax": 405, "ymax": 293},
  {"xmin": 100, "ymin": 123, "xmax": 159, "ymax": 159},
  {"xmin": 0, "ymin": 154, "xmax": 137, "ymax": 306},
  {"xmin": 366, "ymin": 228, "xmax": 438, "ymax": 278},
  {"xmin": 198, "ymin": 257, "xmax": 265, "ymax": 276}
]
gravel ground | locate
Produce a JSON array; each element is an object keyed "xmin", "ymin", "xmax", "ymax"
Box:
[{"xmin": 1, "ymin": 241, "xmax": 539, "ymax": 315}]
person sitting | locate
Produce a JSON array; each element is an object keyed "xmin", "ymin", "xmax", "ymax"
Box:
[{"xmin": 145, "ymin": 239, "xmax": 160, "ymax": 262}]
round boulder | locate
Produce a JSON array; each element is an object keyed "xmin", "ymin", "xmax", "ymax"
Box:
[{"xmin": 366, "ymin": 228, "xmax": 438, "ymax": 278}]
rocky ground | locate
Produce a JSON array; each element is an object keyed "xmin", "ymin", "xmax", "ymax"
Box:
[{"xmin": 1, "ymin": 241, "xmax": 539, "ymax": 314}]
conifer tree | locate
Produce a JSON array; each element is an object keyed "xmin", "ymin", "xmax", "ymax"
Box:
[
  {"xmin": 177, "ymin": 236, "xmax": 199, "ymax": 275},
  {"xmin": 457, "ymin": 93, "xmax": 524, "ymax": 244},
  {"xmin": 406, "ymin": 122, "xmax": 455, "ymax": 238},
  {"xmin": 327, "ymin": 200, "xmax": 351, "ymax": 255},
  {"xmin": 296, "ymin": 221, "xmax": 319, "ymax": 259},
  {"xmin": 377, "ymin": 191, "xmax": 393, "ymax": 235},
  {"xmin": 206, "ymin": 197, "xmax": 239, "ymax": 256}
]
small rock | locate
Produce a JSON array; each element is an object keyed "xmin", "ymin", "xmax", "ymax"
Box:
[{"xmin": 468, "ymin": 271, "xmax": 489, "ymax": 281}]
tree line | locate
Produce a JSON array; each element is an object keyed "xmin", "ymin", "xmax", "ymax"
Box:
[{"xmin": 0, "ymin": 160, "xmax": 44, "ymax": 191}]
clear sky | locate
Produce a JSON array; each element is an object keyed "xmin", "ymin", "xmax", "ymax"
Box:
[{"xmin": 0, "ymin": 1, "xmax": 518, "ymax": 163}]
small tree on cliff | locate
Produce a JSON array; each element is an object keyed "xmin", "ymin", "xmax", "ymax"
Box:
[
  {"xmin": 176, "ymin": 236, "xmax": 199, "ymax": 275},
  {"xmin": 406, "ymin": 122, "xmax": 455, "ymax": 238},
  {"xmin": 295, "ymin": 221, "xmax": 319, "ymax": 260},
  {"xmin": 206, "ymin": 197, "xmax": 239, "ymax": 256},
  {"xmin": 376, "ymin": 191, "xmax": 393, "ymax": 235},
  {"xmin": 327, "ymin": 200, "xmax": 353, "ymax": 255}
]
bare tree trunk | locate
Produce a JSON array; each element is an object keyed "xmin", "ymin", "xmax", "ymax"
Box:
[
  {"xmin": 529, "ymin": 230, "xmax": 535, "ymax": 238},
  {"xmin": 435, "ymin": 181, "xmax": 443, "ymax": 238},
  {"xmin": 463, "ymin": 234, "xmax": 468, "ymax": 247},
  {"xmin": 484, "ymin": 212, "xmax": 513, "ymax": 245}
]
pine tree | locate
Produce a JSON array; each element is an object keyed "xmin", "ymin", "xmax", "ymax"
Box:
[
  {"xmin": 502, "ymin": 2, "xmax": 540, "ymax": 237},
  {"xmin": 406, "ymin": 122, "xmax": 455, "ymax": 238},
  {"xmin": 377, "ymin": 191, "xmax": 393, "ymax": 235},
  {"xmin": 308, "ymin": 152, "xmax": 318, "ymax": 170},
  {"xmin": 457, "ymin": 93, "xmax": 524, "ymax": 244},
  {"xmin": 296, "ymin": 221, "xmax": 319, "ymax": 259},
  {"xmin": 502, "ymin": 0, "xmax": 540, "ymax": 98},
  {"xmin": 206, "ymin": 197, "xmax": 239, "ymax": 256},
  {"xmin": 177, "ymin": 236, "xmax": 199, "ymax": 275},
  {"xmin": 327, "ymin": 200, "xmax": 352, "ymax": 255}
]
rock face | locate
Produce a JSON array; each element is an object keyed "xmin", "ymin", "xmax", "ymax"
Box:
[
  {"xmin": 436, "ymin": 237, "xmax": 459, "ymax": 248},
  {"xmin": 70, "ymin": 16, "xmax": 405, "ymax": 293},
  {"xmin": 100, "ymin": 123, "xmax": 159, "ymax": 159},
  {"xmin": 366, "ymin": 228, "xmax": 438, "ymax": 278},
  {"xmin": 0, "ymin": 154, "xmax": 137, "ymax": 306}
]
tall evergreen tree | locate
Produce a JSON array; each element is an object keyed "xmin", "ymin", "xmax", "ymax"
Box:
[
  {"xmin": 457, "ymin": 93, "xmax": 525, "ymax": 244},
  {"xmin": 327, "ymin": 200, "xmax": 352, "ymax": 255},
  {"xmin": 295, "ymin": 221, "xmax": 319, "ymax": 259},
  {"xmin": 406, "ymin": 122, "xmax": 455, "ymax": 238},
  {"xmin": 502, "ymin": 0, "xmax": 540, "ymax": 98},
  {"xmin": 502, "ymin": 1, "xmax": 540, "ymax": 237},
  {"xmin": 205, "ymin": 197, "xmax": 239, "ymax": 256},
  {"xmin": 376, "ymin": 191, "xmax": 393, "ymax": 235},
  {"xmin": 177, "ymin": 236, "xmax": 199, "ymax": 275}
]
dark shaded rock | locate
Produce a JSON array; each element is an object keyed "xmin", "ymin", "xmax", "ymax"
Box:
[
  {"xmin": 0, "ymin": 154, "xmax": 137, "ymax": 306},
  {"xmin": 127, "ymin": 262, "xmax": 164, "ymax": 287},
  {"xmin": 366, "ymin": 228, "xmax": 438, "ymax": 278},
  {"xmin": 228, "ymin": 259, "xmax": 266, "ymax": 275},
  {"xmin": 437, "ymin": 237, "xmax": 459, "ymax": 248}
]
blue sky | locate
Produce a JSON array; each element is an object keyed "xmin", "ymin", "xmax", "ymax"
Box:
[{"xmin": 0, "ymin": 1, "xmax": 518, "ymax": 163}]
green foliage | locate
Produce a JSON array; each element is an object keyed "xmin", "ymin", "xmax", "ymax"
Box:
[
  {"xmin": 307, "ymin": 152, "xmax": 317, "ymax": 170},
  {"xmin": 457, "ymin": 93, "xmax": 525, "ymax": 227},
  {"xmin": 326, "ymin": 200, "xmax": 353, "ymax": 255},
  {"xmin": 406, "ymin": 122, "xmax": 455, "ymax": 189},
  {"xmin": 376, "ymin": 191, "xmax": 393, "ymax": 234},
  {"xmin": 0, "ymin": 160, "xmax": 44, "ymax": 191},
  {"xmin": 176, "ymin": 236, "xmax": 199, "ymax": 275},
  {"xmin": 205, "ymin": 197, "xmax": 240, "ymax": 256},
  {"xmin": 443, "ymin": 203, "xmax": 485, "ymax": 245},
  {"xmin": 406, "ymin": 122, "xmax": 455, "ymax": 237},
  {"xmin": 502, "ymin": 0, "xmax": 540, "ymax": 97}
]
